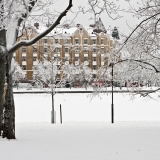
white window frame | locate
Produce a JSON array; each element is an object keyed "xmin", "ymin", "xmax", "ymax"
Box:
[
  {"xmin": 22, "ymin": 56, "xmax": 26, "ymax": 61},
  {"xmin": 44, "ymin": 39, "xmax": 47, "ymax": 43},
  {"xmin": 44, "ymin": 48, "xmax": 48, "ymax": 53},
  {"xmin": 84, "ymin": 39, "xmax": 88, "ymax": 45},
  {"xmin": 92, "ymin": 39, "xmax": 97, "ymax": 44},
  {"xmin": 75, "ymin": 38, "xmax": 79, "ymax": 44},
  {"xmin": 22, "ymin": 65, "xmax": 26, "ymax": 70},
  {"xmin": 22, "ymin": 47, "xmax": 26, "ymax": 52},
  {"xmin": 101, "ymin": 39, "xmax": 104, "ymax": 44}
]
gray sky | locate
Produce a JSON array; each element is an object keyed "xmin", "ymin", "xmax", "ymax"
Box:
[{"xmin": 50, "ymin": 0, "xmax": 139, "ymax": 35}]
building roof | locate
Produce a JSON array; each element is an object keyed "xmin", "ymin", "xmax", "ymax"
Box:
[{"xmin": 26, "ymin": 20, "xmax": 113, "ymax": 39}]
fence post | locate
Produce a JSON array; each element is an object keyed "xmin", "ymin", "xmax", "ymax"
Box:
[{"xmin": 60, "ymin": 104, "xmax": 62, "ymax": 124}]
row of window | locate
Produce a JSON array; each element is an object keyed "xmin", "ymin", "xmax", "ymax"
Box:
[
  {"xmin": 22, "ymin": 36, "xmax": 111, "ymax": 45},
  {"xmin": 22, "ymin": 65, "xmax": 97, "ymax": 70},
  {"xmin": 42, "ymin": 38, "xmax": 108, "ymax": 45},
  {"xmin": 21, "ymin": 47, "xmax": 106, "ymax": 53},
  {"xmin": 75, "ymin": 39, "xmax": 105, "ymax": 45},
  {"xmin": 21, "ymin": 57, "xmax": 100, "ymax": 62},
  {"xmin": 22, "ymin": 57, "xmax": 37, "ymax": 61},
  {"xmin": 22, "ymin": 48, "xmax": 37, "ymax": 52}
]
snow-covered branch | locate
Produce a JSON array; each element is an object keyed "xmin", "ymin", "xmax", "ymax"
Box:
[{"xmin": 8, "ymin": 0, "xmax": 73, "ymax": 53}]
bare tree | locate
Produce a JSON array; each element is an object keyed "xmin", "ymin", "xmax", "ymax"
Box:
[
  {"xmin": 110, "ymin": 0, "xmax": 160, "ymax": 96},
  {"xmin": 0, "ymin": 0, "xmax": 73, "ymax": 139},
  {"xmin": 0, "ymin": 0, "xmax": 122, "ymax": 139}
]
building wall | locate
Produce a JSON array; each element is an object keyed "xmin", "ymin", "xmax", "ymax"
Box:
[{"xmin": 14, "ymin": 26, "xmax": 113, "ymax": 80}]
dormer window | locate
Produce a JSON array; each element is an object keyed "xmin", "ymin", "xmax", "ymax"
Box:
[{"xmin": 79, "ymin": 28, "xmax": 83, "ymax": 35}]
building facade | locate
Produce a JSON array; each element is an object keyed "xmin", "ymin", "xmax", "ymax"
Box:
[{"xmin": 14, "ymin": 20, "xmax": 114, "ymax": 80}]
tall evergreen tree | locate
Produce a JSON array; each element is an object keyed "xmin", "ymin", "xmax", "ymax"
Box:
[{"xmin": 112, "ymin": 27, "xmax": 120, "ymax": 40}]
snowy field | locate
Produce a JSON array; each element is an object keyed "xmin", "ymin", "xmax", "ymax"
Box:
[{"xmin": 1, "ymin": 91, "xmax": 160, "ymax": 160}]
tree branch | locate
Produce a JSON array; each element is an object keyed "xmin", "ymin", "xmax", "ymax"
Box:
[
  {"xmin": 8, "ymin": 0, "xmax": 73, "ymax": 54},
  {"xmin": 117, "ymin": 12, "xmax": 160, "ymax": 54}
]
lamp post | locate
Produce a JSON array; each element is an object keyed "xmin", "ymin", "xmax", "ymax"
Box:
[{"xmin": 109, "ymin": 62, "xmax": 114, "ymax": 123}]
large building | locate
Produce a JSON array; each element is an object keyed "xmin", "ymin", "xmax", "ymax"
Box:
[{"xmin": 14, "ymin": 19, "xmax": 114, "ymax": 80}]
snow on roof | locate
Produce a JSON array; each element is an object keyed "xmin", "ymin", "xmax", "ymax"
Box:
[
  {"xmin": 90, "ymin": 18, "xmax": 107, "ymax": 34},
  {"xmin": 27, "ymin": 21, "xmax": 112, "ymax": 39}
]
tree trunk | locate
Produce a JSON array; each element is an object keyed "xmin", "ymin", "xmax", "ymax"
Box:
[
  {"xmin": 2, "ymin": 53, "xmax": 16, "ymax": 139},
  {"xmin": 0, "ymin": 29, "xmax": 6, "ymax": 136},
  {"xmin": 0, "ymin": 50, "xmax": 6, "ymax": 136}
]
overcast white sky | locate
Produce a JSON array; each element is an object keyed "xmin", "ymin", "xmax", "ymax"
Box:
[{"xmin": 50, "ymin": 0, "xmax": 139, "ymax": 35}]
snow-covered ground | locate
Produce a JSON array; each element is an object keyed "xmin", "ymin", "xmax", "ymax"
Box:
[{"xmin": 1, "ymin": 92, "xmax": 160, "ymax": 160}]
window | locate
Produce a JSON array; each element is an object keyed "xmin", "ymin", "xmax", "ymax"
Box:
[
  {"xmin": 54, "ymin": 48, "xmax": 61, "ymax": 53},
  {"xmin": 93, "ymin": 48, "xmax": 96, "ymax": 53},
  {"xmin": 84, "ymin": 39, "xmax": 88, "ymax": 44},
  {"xmin": 57, "ymin": 65, "xmax": 60, "ymax": 70},
  {"xmin": 75, "ymin": 47, "xmax": 79, "ymax": 53},
  {"xmin": 84, "ymin": 48, "xmax": 88, "ymax": 53},
  {"xmin": 92, "ymin": 39, "xmax": 96, "ymax": 44},
  {"xmin": 93, "ymin": 57, "xmax": 96, "ymax": 61},
  {"xmin": 22, "ymin": 65, "xmax": 26, "ymax": 70},
  {"xmin": 65, "ymin": 48, "xmax": 69, "ymax": 53},
  {"xmin": 44, "ymin": 39, "xmax": 47, "ymax": 43},
  {"xmin": 101, "ymin": 39, "xmax": 104, "ymax": 44},
  {"xmin": 44, "ymin": 48, "xmax": 48, "ymax": 53},
  {"xmin": 55, "ymin": 39, "xmax": 58, "ymax": 44},
  {"xmin": 75, "ymin": 39, "xmax": 79, "ymax": 44},
  {"xmin": 22, "ymin": 47, "xmax": 26, "ymax": 52},
  {"xmin": 33, "ymin": 48, "xmax": 37, "ymax": 52},
  {"xmin": 79, "ymin": 28, "xmax": 83, "ymax": 35},
  {"xmin": 56, "ymin": 74, "xmax": 60, "ymax": 79},
  {"xmin": 75, "ymin": 57, "xmax": 79, "ymax": 61},
  {"xmin": 101, "ymin": 48, "xmax": 104, "ymax": 53},
  {"xmin": 93, "ymin": 66, "xmax": 96, "ymax": 70},
  {"xmin": 33, "ymin": 57, "xmax": 37, "ymax": 61},
  {"xmin": 65, "ymin": 39, "xmax": 69, "ymax": 44},
  {"xmin": 84, "ymin": 57, "xmax": 88, "ymax": 61},
  {"xmin": 93, "ymin": 74, "xmax": 96, "ymax": 78},
  {"xmin": 22, "ymin": 56, "xmax": 26, "ymax": 61}
]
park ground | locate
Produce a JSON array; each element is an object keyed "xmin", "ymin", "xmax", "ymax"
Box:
[{"xmin": 1, "ymin": 90, "xmax": 160, "ymax": 160}]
